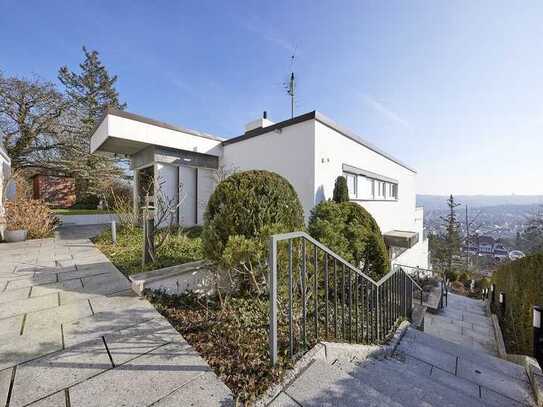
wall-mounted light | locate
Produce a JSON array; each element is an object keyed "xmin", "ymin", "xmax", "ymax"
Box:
[{"xmin": 499, "ymin": 292, "xmax": 504, "ymax": 304}]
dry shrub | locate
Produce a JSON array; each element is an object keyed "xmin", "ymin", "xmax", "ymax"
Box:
[
  {"xmin": 104, "ymin": 187, "xmax": 138, "ymax": 230},
  {"xmin": 5, "ymin": 199, "xmax": 59, "ymax": 238}
]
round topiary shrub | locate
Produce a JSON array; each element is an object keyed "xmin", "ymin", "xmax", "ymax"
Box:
[
  {"xmin": 308, "ymin": 200, "xmax": 389, "ymax": 278},
  {"xmin": 202, "ymin": 170, "xmax": 304, "ymax": 294}
]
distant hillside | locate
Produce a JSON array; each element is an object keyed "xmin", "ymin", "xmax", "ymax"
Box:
[{"xmin": 417, "ymin": 195, "xmax": 543, "ymax": 211}]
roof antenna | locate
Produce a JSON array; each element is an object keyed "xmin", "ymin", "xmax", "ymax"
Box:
[{"xmin": 283, "ymin": 50, "xmax": 297, "ymax": 118}]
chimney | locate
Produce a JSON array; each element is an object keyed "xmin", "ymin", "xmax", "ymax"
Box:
[{"xmin": 245, "ymin": 111, "xmax": 274, "ymax": 133}]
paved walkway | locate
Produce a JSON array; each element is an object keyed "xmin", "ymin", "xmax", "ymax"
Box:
[
  {"xmin": 0, "ymin": 226, "xmax": 233, "ymax": 406},
  {"xmin": 425, "ymin": 292, "xmax": 497, "ymax": 355}
]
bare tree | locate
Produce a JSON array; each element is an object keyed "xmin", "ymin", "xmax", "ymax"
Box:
[
  {"xmin": 0, "ymin": 72, "xmax": 69, "ymax": 171},
  {"xmin": 143, "ymin": 177, "xmax": 185, "ymax": 263}
]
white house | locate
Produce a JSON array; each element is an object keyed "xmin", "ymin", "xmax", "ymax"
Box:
[{"xmin": 90, "ymin": 109, "xmax": 429, "ymax": 269}]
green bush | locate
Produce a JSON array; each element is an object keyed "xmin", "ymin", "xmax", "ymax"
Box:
[
  {"xmin": 202, "ymin": 170, "xmax": 304, "ymax": 294},
  {"xmin": 308, "ymin": 200, "xmax": 389, "ymax": 279},
  {"xmin": 332, "ymin": 176, "xmax": 349, "ymax": 203},
  {"xmin": 493, "ymin": 253, "xmax": 543, "ymax": 355}
]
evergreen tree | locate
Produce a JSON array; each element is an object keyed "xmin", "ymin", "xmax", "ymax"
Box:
[
  {"xmin": 58, "ymin": 47, "xmax": 126, "ymax": 203},
  {"xmin": 332, "ymin": 176, "xmax": 349, "ymax": 203},
  {"xmin": 440, "ymin": 194, "xmax": 462, "ymax": 275}
]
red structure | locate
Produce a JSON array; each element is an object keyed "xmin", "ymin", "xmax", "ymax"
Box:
[{"xmin": 32, "ymin": 174, "xmax": 76, "ymax": 208}]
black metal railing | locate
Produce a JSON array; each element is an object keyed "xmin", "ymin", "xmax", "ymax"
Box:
[
  {"xmin": 393, "ymin": 263, "xmax": 448, "ymax": 308},
  {"xmin": 268, "ymin": 232, "xmax": 423, "ymax": 366}
]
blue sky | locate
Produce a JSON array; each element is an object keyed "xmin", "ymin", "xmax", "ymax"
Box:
[{"xmin": 2, "ymin": 1, "xmax": 543, "ymax": 195}]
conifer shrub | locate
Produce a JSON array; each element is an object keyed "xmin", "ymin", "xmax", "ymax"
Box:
[
  {"xmin": 308, "ymin": 200, "xmax": 389, "ymax": 279},
  {"xmin": 492, "ymin": 253, "xmax": 543, "ymax": 355},
  {"xmin": 202, "ymin": 170, "xmax": 304, "ymax": 294},
  {"xmin": 332, "ymin": 175, "xmax": 349, "ymax": 203}
]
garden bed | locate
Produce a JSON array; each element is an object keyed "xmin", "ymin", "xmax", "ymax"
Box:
[
  {"xmin": 94, "ymin": 226, "xmax": 203, "ymax": 275},
  {"xmin": 146, "ymin": 291, "xmax": 292, "ymax": 404}
]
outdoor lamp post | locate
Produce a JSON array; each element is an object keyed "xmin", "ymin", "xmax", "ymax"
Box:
[
  {"xmin": 499, "ymin": 292, "xmax": 506, "ymax": 318},
  {"xmin": 111, "ymin": 220, "xmax": 117, "ymax": 244},
  {"xmin": 142, "ymin": 195, "xmax": 155, "ymax": 265},
  {"xmin": 533, "ymin": 306, "xmax": 543, "ymax": 368}
]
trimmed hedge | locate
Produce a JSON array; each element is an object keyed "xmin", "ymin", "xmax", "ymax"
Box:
[
  {"xmin": 492, "ymin": 253, "xmax": 543, "ymax": 355},
  {"xmin": 202, "ymin": 170, "xmax": 304, "ymax": 262},
  {"xmin": 308, "ymin": 200, "xmax": 389, "ymax": 279}
]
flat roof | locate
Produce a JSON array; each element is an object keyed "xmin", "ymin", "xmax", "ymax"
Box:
[
  {"xmin": 223, "ymin": 111, "xmax": 416, "ymax": 173},
  {"xmin": 93, "ymin": 108, "xmax": 416, "ymax": 173},
  {"xmin": 94, "ymin": 108, "xmax": 224, "ymax": 142}
]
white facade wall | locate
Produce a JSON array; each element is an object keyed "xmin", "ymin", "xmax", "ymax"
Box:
[
  {"xmin": 313, "ymin": 121, "xmax": 417, "ymax": 233},
  {"xmin": 222, "ymin": 120, "xmax": 317, "ymax": 218},
  {"xmin": 156, "ymin": 163, "xmax": 179, "ymax": 227},
  {"xmin": 196, "ymin": 168, "xmax": 216, "ymax": 225},
  {"xmin": 178, "ymin": 166, "xmax": 197, "ymax": 226}
]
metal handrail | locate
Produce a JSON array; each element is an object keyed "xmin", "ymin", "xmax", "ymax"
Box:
[
  {"xmin": 394, "ymin": 263, "xmax": 448, "ymax": 309},
  {"xmin": 268, "ymin": 231, "xmax": 423, "ymax": 366},
  {"xmin": 271, "ymin": 232, "xmax": 423, "ymax": 290}
]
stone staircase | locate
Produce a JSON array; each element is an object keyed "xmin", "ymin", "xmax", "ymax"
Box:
[{"xmin": 268, "ymin": 294, "xmax": 537, "ymax": 406}]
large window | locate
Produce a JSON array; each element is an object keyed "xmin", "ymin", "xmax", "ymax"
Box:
[
  {"xmin": 345, "ymin": 173, "xmax": 357, "ymax": 198},
  {"xmin": 343, "ymin": 172, "xmax": 398, "ymax": 201}
]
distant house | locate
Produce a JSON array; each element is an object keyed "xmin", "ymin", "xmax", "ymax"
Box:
[
  {"xmin": 464, "ymin": 235, "xmax": 509, "ymax": 260},
  {"xmin": 90, "ymin": 109, "xmax": 430, "ymax": 270},
  {"xmin": 32, "ymin": 173, "xmax": 76, "ymax": 208}
]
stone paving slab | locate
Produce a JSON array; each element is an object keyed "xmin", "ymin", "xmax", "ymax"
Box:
[
  {"xmin": 103, "ymin": 317, "xmax": 181, "ymax": 366},
  {"xmin": 0, "ymin": 286, "xmax": 31, "ymax": 304},
  {"xmin": 24, "ymin": 299, "xmax": 93, "ymax": 333},
  {"xmin": 30, "ymin": 390, "xmax": 67, "ymax": 407},
  {"xmin": 30, "ymin": 277, "xmax": 84, "ymax": 298},
  {"xmin": 426, "ymin": 293, "xmax": 497, "ymax": 356},
  {"xmin": 9, "ymin": 338, "xmax": 112, "ymax": 407},
  {"xmin": 0, "ymin": 293, "xmax": 58, "ymax": 320},
  {"xmin": 0, "ymin": 326, "xmax": 63, "ymax": 370},
  {"xmin": 0, "ymin": 314, "xmax": 24, "ymax": 337},
  {"xmin": 153, "ymin": 372, "xmax": 234, "ymax": 406},
  {"xmin": 68, "ymin": 342, "xmax": 213, "ymax": 407},
  {"xmin": 0, "ymin": 368, "xmax": 12, "ymax": 407},
  {"xmin": 0, "ymin": 226, "xmax": 233, "ymax": 406},
  {"xmin": 62, "ymin": 309, "xmax": 152, "ymax": 348},
  {"xmin": 268, "ymin": 392, "xmax": 300, "ymax": 407}
]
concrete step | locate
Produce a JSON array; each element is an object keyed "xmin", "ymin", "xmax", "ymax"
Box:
[
  {"xmin": 382, "ymin": 358, "xmax": 526, "ymax": 407},
  {"xmin": 280, "ymin": 359, "xmax": 404, "ymax": 406},
  {"xmin": 334, "ymin": 357, "xmax": 489, "ymax": 407},
  {"xmin": 400, "ymin": 328, "xmax": 528, "ymax": 382},
  {"xmin": 397, "ymin": 328, "xmax": 534, "ymax": 405}
]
